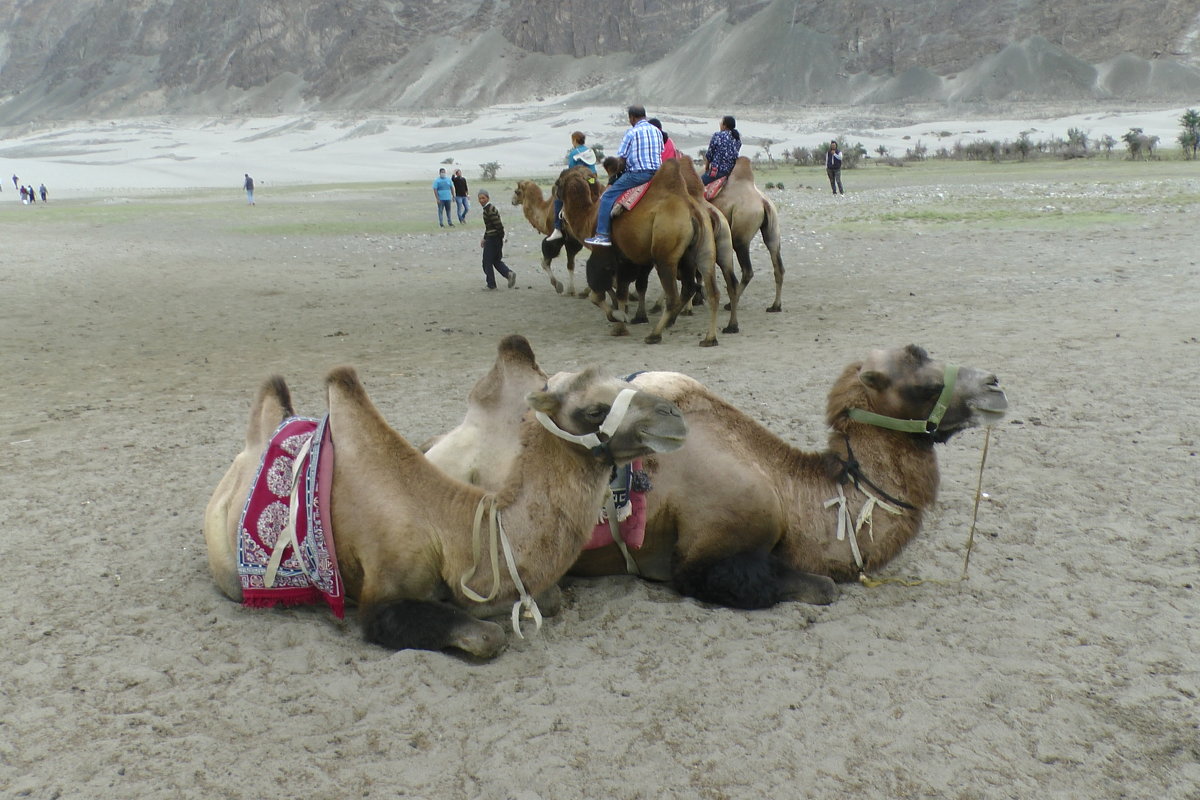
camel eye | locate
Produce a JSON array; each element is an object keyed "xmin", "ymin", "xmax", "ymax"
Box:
[
  {"xmin": 902, "ymin": 384, "xmax": 943, "ymax": 403},
  {"xmin": 582, "ymin": 404, "xmax": 610, "ymax": 423}
]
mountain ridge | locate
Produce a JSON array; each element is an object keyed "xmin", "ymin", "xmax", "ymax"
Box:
[{"xmin": 1, "ymin": 0, "xmax": 1197, "ymax": 125}]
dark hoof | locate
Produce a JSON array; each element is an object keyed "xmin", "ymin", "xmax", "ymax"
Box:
[
  {"xmin": 644, "ymin": 333, "xmax": 662, "ymax": 344},
  {"xmin": 766, "ymin": 304, "xmax": 782, "ymax": 313},
  {"xmin": 721, "ymin": 324, "xmax": 739, "ymax": 334},
  {"xmin": 699, "ymin": 337, "xmax": 719, "ymax": 348}
]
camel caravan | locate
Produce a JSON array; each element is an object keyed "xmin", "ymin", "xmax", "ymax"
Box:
[
  {"xmin": 204, "ymin": 334, "xmax": 1006, "ymax": 657},
  {"xmin": 510, "ymin": 110, "xmax": 783, "ymax": 346}
]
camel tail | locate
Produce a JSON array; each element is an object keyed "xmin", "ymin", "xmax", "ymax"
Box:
[
  {"xmin": 245, "ymin": 375, "xmax": 294, "ymax": 449},
  {"xmin": 760, "ymin": 195, "xmax": 783, "ymax": 265}
]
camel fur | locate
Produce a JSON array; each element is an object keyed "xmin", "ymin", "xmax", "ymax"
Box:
[
  {"xmin": 429, "ymin": 341, "xmax": 1008, "ymax": 610},
  {"xmin": 203, "ymin": 362, "xmax": 688, "ymax": 658},
  {"xmin": 511, "ymin": 173, "xmax": 595, "ymax": 297}
]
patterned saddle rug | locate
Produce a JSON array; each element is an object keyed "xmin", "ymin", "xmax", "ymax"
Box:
[
  {"xmin": 585, "ymin": 459, "xmax": 650, "ymax": 551},
  {"xmin": 236, "ymin": 416, "xmax": 345, "ymax": 618},
  {"xmin": 615, "ymin": 182, "xmax": 651, "ymax": 213},
  {"xmin": 703, "ymin": 176, "xmax": 727, "ymax": 200}
]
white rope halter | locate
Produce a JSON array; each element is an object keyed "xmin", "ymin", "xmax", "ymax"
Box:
[{"xmin": 532, "ymin": 387, "xmax": 639, "ymax": 454}]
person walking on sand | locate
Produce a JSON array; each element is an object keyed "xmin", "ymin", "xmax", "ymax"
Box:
[
  {"xmin": 243, "ymin": 174, "xmax": 255, "ymax": 205},
  {"xmin": 452, "ymin": 169, "xmax": 470, "ymax": 224},
  {"xmin": 39, "ymin": 184, "xmax": 47, "ymax": 203},
  {"xmin": 433, "ymin": 168, "xmax": 455, "ymax": 227},
  {"xmin": 825, "ymin": 140, "xmax": 844, "ymax": 195},
  {"xmin": 585, "ymin": 104, "xmax": 662, "ymax": 247},
  {"xmin": 477, "ymin": 191, "xmax": 516, "ymax": 290},
  {"xmin": 12, "ymin": 174, "xmax": 18, "ymax": 191}
]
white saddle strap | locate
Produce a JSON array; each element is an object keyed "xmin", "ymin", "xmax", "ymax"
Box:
[
  {"xmin": 264, "ymin": 432, "xmax": 313, "ymax": 588},
  {"xmin": 460, "ymin": 496, "xmax": 543, "ymax": 638},
  {"xmin": 823, "ymin": 483, "xmax": 905, "ymax": 571},
  {"xmin": 603, "ymin": 488, "xmax": 640, "ymax": 576}
]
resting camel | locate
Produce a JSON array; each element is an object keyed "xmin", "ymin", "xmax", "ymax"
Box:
[
  {"xmin": 557, "ymin": 158, "xmax": 729, "ymax": 346},
  {"xmin": 429, "ymin": 341, "xmax": 1008, "ymax": 610},
  {"xmin": 203, "ymin": 361, "xmax": 687, "ymax": 658},
  {"xmin": 511, "ymin": 172, "xmax": 595, "ymax": 297},
  {"xmin": 706, "ymin": 157, "xmax": 785, "ymax": 313}
]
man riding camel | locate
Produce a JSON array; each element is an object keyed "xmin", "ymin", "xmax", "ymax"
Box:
[{"xmin": 584, "ymin": 105, "xmax": 662, "ymax": 247}]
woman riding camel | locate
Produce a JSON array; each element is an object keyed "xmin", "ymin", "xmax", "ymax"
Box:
[
  {"xmin": 702, "ymin": 115, "xmax": 741, "ymax": 185},
  {"xmin": 648, "ymin": 118, "xmax": 679, "ymax": 160},
  {"xmin": 546, "ymin": 131, "xmax": 597, "ymax": 242}
]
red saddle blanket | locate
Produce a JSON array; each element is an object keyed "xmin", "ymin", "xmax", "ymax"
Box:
[
  {"xmin": 616, "ymin": 182, "xmax": 651, "ymax": 211},
  {"xmin": 703, "ymin": 176, "xmax": 727, "ymax": 200},
  {"xmin": 236, "ymin": 416, "xmax": 345, "ymax": 618},
  {"xmin": 585, "ymin": 459, "xmax": 648, "ymax": 550}
]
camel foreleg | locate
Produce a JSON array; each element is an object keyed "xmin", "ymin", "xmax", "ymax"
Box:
[
  {"xmin": 564, "ymin": 239, "xmax": 583, "ymax": 297},
  {"xmin": 590, "ymin": 289, "xmax": 630, "ymax": 336},
  {"xmin": 361, "ymin": 598, "xmax": 507, "ymax": 658},
  {"xmin": 540, "ymin": 239, "xmax": 565, "ymax": 294},
  {"xmin": 671, "ymin": 551, "xmax": 837, "ymax": 609}
]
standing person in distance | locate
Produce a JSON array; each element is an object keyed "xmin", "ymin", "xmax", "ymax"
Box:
[
  {"xmin": 452, "ymin": 169, "xmax": 470, "ymax": 224},
  {"xmin": 702, "ymin": 115, "xmax": 741, "ymax": 185},
  {"xmin": 243, "ymin": 173, "xmax": 255, "ymax": 205},
  {"xmin": 585, "ymin": 104, "xmax": 662, "ymax": 247},
  {"xmin": 826, "ymin": 140, "xmax": 844, "ymax": 195},
  {"xmin": 433, "ymin": 168, "xmax": 455, "ymax": 227},
  {"xmin": 477, "ymin": 191, "xmax": 517, "ymax": 290}
]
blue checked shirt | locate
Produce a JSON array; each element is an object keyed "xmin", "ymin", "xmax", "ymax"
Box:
[{"xmin": 617, "ymin": 119, "xmax": 663, "ymax": 173}]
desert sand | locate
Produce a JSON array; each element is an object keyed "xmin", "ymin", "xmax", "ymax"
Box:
[{"xmin": 1, "ymin": 114, "xmax": 1198, "ymax": 798}]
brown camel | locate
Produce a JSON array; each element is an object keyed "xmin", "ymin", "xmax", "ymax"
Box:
[
  {"xmin": 429, "ymin": 340, "xmax": 1008, "ymax": 609},
  {"xmin": 707, "ymin": 157, "xmax": 785, "ymax": 313},
  {"xmin": 203, "ymin": 361, "xmax": 687, "ymax": 658},
  {"xmin": 511, "ymin": 171, "xmax": 596, "ymax": 297},
  {"xmin": 557, "ymin": 158, "xmax": 727, "ymax": 346}
]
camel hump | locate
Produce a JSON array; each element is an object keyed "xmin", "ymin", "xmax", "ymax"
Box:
[
  {"xmin": 730, "ymin": 157, "xmax": 754, "ymax": 181},
  {"xmin": 497, "ymin": 334, "xmax": 537, "ymax": 367},
  {"xmin": 245, "ymin": 374, "xmax": 294, "ymax": 449}
]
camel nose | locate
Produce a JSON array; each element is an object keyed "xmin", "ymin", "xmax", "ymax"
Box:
[{"xmin": 656, "ymin": 402, "xmax": 683, "ymax": 419}]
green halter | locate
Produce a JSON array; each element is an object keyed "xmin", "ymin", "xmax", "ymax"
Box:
[{"xmin": 847, "ymin": 364, "xmax": 959, "ymax": 435}]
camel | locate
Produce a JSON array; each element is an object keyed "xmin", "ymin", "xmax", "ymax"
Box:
[
  {"xmin": 706, "ymin": 157, "xmax": 785, "ymax": 313},
  {"xmin": 511, "ymin": 171, "xmax": 596, "ymax": 297},
  {"xmin": 203, "ymin": 360, "xmax": 688, "ymax": 658},
  {"xmin": 557, "ymin": 158, "xmax": 733, "ymax": 346},
  {"xmin": 428, "ymin": 340, "xmax": 1008, "ymax": 610}
]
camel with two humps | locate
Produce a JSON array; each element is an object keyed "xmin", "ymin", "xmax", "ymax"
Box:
[
  {"xmin": 558, "ymin": 158, "xmax": 735, "ymax": 346},
  {"xmin": 511, "ymin": 173, "xmax": 595, "ymax": 297},
  {"xmin": 706, "ymin": 157, "xmax": 785, "ymax": 313},
  {"xmin": 203, "ymin": 362, "xmax": 687, "ymax": 658},
  {"xmin": 428, "ymin": 341, "xmax": 1008, "ymax": 610}
]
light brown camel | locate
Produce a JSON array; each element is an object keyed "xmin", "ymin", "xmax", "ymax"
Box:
[
  {"xmin": 706, "ymin": 157, "xmax": 785, "ymax": 313},
  {"xmin": 429, "ymin": 341, "xmax": 1008, "ymax": 609},
  {"xmin": 203, "ymin": 362, "xmax": 687, "ymax": 658},
  {"xmin": 557, "ymin": 158, "xmax": 728, "ymax": 346},
  {"xmin": 511, "ymin": 171, "xmax": 596, "ymax": 297}
]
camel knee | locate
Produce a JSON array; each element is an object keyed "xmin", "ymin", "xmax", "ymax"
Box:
[{"xmin": 361, "ymin": 599, "xmax": 507, "ymax": 658}]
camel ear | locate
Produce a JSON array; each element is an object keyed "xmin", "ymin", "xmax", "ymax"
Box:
[
  {"xmin": 526, "ymin": 390, "xmax": 560, "ymax": 415},
  {"xmin": 859, "ymin": 370, "xmax": 890, "ymax": 392}
]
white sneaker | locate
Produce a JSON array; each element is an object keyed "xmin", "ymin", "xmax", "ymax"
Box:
[
  {"xmin": 584, "ymin": 234, "xmax": 611, "ymax": 247},
  {"xmin": 545, "ymin": 228, "xmax": 564, "ymax": 242}
]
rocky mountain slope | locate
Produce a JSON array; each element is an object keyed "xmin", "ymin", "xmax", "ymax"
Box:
[{"xmin": 0, "ymin": 0, "xmax": 1197, "ymax": 124}]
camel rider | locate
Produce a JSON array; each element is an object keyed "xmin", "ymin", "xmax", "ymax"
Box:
[
  {"xmin": 585, "ymin": 105, "xmax": 662, "ymax": 247},
  {"xmin": 547, "ymin": 131, "xmax": 597, "ymax": 242},
  {"xmin": 702, "ymin": 115, "xmax": 741, "ymax": 185}
]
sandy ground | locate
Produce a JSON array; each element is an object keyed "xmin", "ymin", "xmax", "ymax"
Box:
[{"xmin": 2, "ymin": 156, "xmax": 1199, "ymax": 799}]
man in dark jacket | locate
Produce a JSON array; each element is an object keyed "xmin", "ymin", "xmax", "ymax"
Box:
[
  {"xmin": 825, "ymin": 141, "xmax": 844, "ymax": 195},
  {"xmin": 477, "ymin": 191, "xmax": 517, "ymax": 290}
]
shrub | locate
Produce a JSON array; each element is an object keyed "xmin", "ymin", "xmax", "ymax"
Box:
[{"xmin": 479, "ymin": 161, "xmax": 501, "ymax": 180}]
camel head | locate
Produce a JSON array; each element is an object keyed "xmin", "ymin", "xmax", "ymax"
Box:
[
  {"xmin": 528, "ymin": 367, "xmax": 687, "ymax": 463},
  {"xmin": 831, "ymin": 345, "xmax": 1008, "ymax": 443},
  {"xmin": 512, "ymin": 180, "xmax": 540, "ymax": 207}
]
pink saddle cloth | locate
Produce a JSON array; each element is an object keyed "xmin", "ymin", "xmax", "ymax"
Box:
[
  {"xmin": 616, "ymin": 183, "xmax": 651, "ymax": 211},
  {"xmin": 703, "ymin": 176, "xmax": 727, "ymax": 200},
  {"xmin": 236, "ymin": 416, "xmax": 345, "ymax": 619},
  {"xmin": 584, "ymin": 459, "xmax": 648, "ymax": 551}
]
